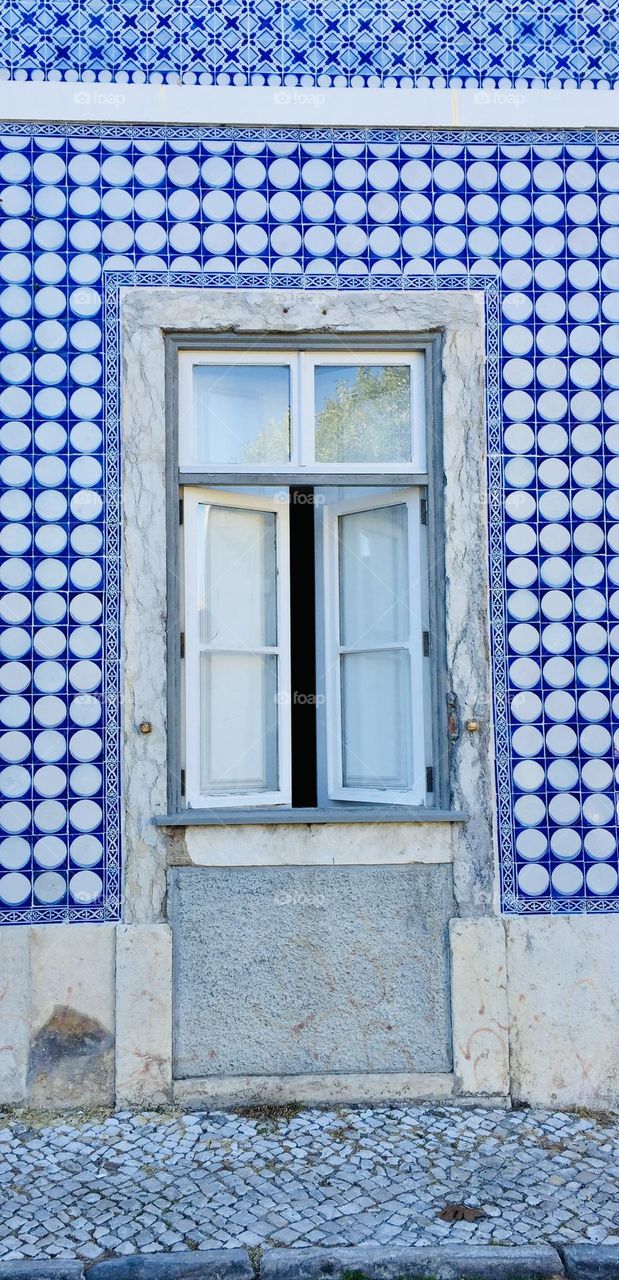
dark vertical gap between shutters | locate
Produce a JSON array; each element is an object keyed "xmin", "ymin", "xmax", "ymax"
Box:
[{"xmin": 290, "ymin": 486, "xmax": 318, "ymax": 807}]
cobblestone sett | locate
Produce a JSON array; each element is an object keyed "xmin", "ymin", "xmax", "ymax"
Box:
[{"xmin": 0, "ymin": 1107, "xmax": 617, "ymax": 1259}]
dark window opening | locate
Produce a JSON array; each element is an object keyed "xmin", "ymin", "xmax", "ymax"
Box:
[{"xmin": 289, "ymin": 486, "xmax": 317, "ymax": 807}]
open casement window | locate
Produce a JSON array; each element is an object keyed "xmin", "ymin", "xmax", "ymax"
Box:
[
  {"xmin": 322, "ymin": 490, "xmax": 429, "ymax": 807},
  {"xmin": 183, "ymin": 489, "xmax": 291, "ymax": 808},
  {"xmin": 176, "ymin": 342, "xmax": 442, "ymax": 815}
]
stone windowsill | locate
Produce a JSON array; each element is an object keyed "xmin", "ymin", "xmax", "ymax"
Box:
[{"xmin": 154, "ymin": 807, "xmax": 468, "ymax": 826}]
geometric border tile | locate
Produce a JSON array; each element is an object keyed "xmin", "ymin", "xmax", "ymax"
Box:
[{"xmin": 2, "ymin": 1, "xmax": 619, "ymax": 88}]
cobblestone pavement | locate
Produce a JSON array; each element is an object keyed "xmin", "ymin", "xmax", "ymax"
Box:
[{"xmin": 0, "ymin": 1105, "xmax": 618, "ymax": 1260}]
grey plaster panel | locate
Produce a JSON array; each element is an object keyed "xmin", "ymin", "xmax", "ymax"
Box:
[{"xmin": 168, "ymin": 865, "xmax": 454, "ymax": 1078}]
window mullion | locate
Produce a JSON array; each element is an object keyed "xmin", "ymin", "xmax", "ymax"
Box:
[
  {"xmin": 298, "ymin": 352, "xmax": 314, "ymax": 468},
  {"xmin": 411, "ymin": 349, "xmax": 426, "ymax": 471}
]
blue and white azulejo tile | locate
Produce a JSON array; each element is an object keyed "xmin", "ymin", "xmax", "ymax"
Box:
[
  {"xmin": 1, "ymin": 125, "xmax": 619, "ymax": 918},
  {"xmin": 1, "ymin": 1, "xmax": 619, "ymax": 88}
]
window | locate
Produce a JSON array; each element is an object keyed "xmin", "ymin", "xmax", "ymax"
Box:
[{"xmin": 171, "ymin": 339, "xmax": 445, "ymax": 816}]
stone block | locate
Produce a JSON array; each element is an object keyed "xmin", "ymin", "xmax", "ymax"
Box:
[
  {"xmin": 88, "ymin": 1252, "xmax": 253, "ymax": 1280},
  {"xmin": 450, "ymin": 916, "xmax": 509, "ymax": 1096},
  {"xmin": 184, "ymin": 821, "xmax": 453, "ymax": 867},
  {"xmin": 260, "ymin": 1245, "xmax": 565, "ymax": 1280},
  {"xmin": 0, "ymin": 927, "xmax": 30, "ymax": 1104},
  {"xmin": 174, "ymin": 1069, "xmax": 454, "ymax": 1107},
  {"xmin": 28, "ymin": 925, "xmax": 115, "ymax": 1107},
  {"xmin": 506, "ymin": 918, "xmax": 619, "ymax": 1107},
  {"xmin": 0, "ymin": 1265, "xmax": 83, "ymax": 1280},
  {"xmin": 168, "ymin": 865, "xmax": 454, "ymax": 1078},
  {"xmin": 115, "ymin": 923, "xmax": 172, "ymax": 1104},
  {"xmin": 563, "ymin": 1246, "xmax": 619, "ymax": 1280}
]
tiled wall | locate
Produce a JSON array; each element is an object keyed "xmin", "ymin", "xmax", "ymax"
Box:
[
  {"xmin": 1, "ymin": 2, "xmax": 618, "ymax": 88},
  {"xmin": 0, "ymin": 124, "xmax": 619, "ymax": 921}
]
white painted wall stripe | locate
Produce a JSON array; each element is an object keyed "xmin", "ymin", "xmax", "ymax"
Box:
[{"xmin": 2, "ymin": 83, "xmax": 619, "ymax": 129}]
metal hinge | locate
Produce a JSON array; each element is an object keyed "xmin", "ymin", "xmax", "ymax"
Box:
[
  {"xmin": 179, "ymin": 496, "xmax": 184, "ymax": 525},
  {"xmin": 426, "ymin": 766, "xmax": 433, "ymax": 794},
  {"xmin": 180, "ymin": 631, "xmax": 185, "ymax": 659},
  {"xmin": 180, "ymin": 768, "xmax": 185, "ymax": 796},
  {"xmin": 420, "ymin": 497, "xmax": 427, "ymax": 526},
  {"xmin": 422, "ymin": 630, "xmax": 430, "ymax": 656},
  {"xmin": 447, "ymin": 690, "xmax": 460, "ymax": 743}
]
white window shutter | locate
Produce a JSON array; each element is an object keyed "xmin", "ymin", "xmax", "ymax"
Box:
[
  {"xmin": 183, "ymin": 487, "xmax": 291, "ymax": 808},
  {"xmin": 322, "ymin": 489, "xmax": 428, "ymax": 806}
]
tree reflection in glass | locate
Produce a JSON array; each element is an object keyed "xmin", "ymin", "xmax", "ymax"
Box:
[{"xmin": 315, "ymin": 365, "xmax": 411, "ymax": 463}]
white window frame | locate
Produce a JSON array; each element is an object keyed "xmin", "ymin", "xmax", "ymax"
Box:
[
  {"xmin": 178, "ymin": 349, "xmax": 426, "ymax": 474},
  {"xmin": 175, "ymin": 340, "xmax": 441, "ymax": 816},
  {"xmin": 322, "ymin": 488, "xmax": 428, "ymax": 807},
  {"xmin": 182, "ymin": 486, "xmax": 292, "ymax": 809}
]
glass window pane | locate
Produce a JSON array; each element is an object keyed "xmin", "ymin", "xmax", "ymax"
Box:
[
  {"xmin": 339, "ymin": 504, "xmax": 409, "ymax": 648},
  {"xmin": 341, "ymin": 650, "xmax": 412, "ymax": 790},
  {"xmin": 200, "ymin": 653, "xmax": 278, "ymax": 795},
  {"xmin": 315, "ymin": 365, "xmax": 412, "ymax": 463},
  {"xmin": 192, "ymin": 365, "xmax": 290, "ymax": 464},
  {"xmin": 200, "ymin": 505, "xmax": 277, "ymax": 649}
]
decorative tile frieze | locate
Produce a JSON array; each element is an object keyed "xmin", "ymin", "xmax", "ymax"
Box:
[{"xmin": 1, "ymin": 1, "xmax": 619, "ymax": 87}]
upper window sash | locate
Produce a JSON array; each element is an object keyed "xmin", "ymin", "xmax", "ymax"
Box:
[{"xmin": 178, "ymin": 349, "xmax": 427, "ymax": 475}]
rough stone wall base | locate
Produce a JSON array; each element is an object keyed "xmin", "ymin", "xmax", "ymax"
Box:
[{"xmin": 0, "ymin": 917, "xmax": 617, "ymax": 1110}]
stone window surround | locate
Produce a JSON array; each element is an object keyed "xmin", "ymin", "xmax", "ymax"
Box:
[
  {"xmin": 118, "ymin": 286, "xmax": 510, "ymax": 1106},
  {"xmin": 121, "ymin": 288, "xmax": 493, "ymax": 905}
]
